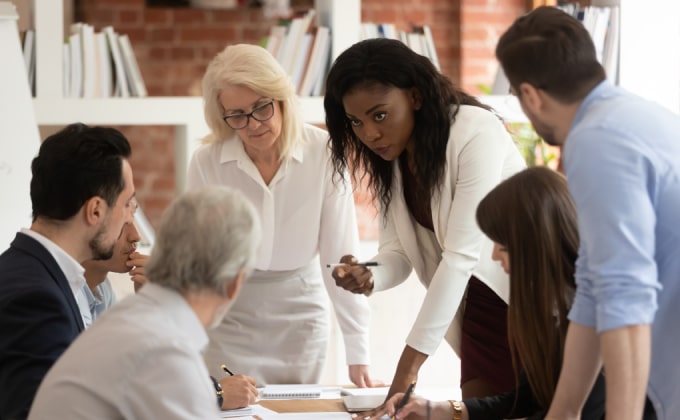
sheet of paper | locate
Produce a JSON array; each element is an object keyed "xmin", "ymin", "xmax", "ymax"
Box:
[
  {"xmin": 219, "ymin": 404, "xmax": 277, "ymax": 419},
  {"xmin": 340, "ymin": 387, "xmax": 389, "ymax": 397}
]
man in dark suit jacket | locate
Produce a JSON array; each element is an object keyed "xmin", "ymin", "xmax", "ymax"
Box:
[{"xmin": 0, "ymin": 123, "xmax": 137, "ymax": 420}]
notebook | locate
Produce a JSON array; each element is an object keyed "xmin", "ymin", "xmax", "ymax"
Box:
[
  {"xmin": 258, "ymin": 384, "xmax": 323, "ymax": 400},
  {"xmin": 342, "ymin": 394, "xmax": 386, "ymax": 412}
]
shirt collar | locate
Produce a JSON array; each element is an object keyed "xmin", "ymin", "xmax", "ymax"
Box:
[
  {"xmin": 138, "ymin": 283, "xmax": 210, "ymax": 353},
  {"xmin": 20, "ymin": 228, "xmax": 86, "ymax": 296},
  {"xmin": 218, "ymin": 135, "xmax": 305, "ymax": 165},
  {"xmin": 572, "ymin": 79, "xmax": 615, "ymax": 128}
]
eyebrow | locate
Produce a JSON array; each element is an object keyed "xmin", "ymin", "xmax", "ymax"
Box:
[
  {"xmin": 224, "ymin": 97, "xmax": 270, "ymax": 114},
  {"xmin": 346, "ymin": 103, "xmax": 387, "ymax": 119}
]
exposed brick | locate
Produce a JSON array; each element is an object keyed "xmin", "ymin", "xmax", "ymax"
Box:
[
  {"xmin": 118, "ymin": 9, "xmax": 141, "ymax": 24},
  {"xmin": 173, "ymin": 8, "xmax": 209, "ymax": 25},
  {"xmin": 143, "ymin": 8, "xmax": 171, "ymax": 24},
  {"xmin": 170, "ymin": 46, "xmax": 196, "ymax": 60},
  {"xmin": 180, "ymin": 27, "xmax": 237, "ymax": 42},
  {"xmin": 148, "ymin": 27, "xmax": 175, "ymax": 42}
]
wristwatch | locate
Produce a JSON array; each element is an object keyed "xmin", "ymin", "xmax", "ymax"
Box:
[
  {"xmin": 449, "ymin": 400, "xmax": 463, "ymax": 420},
  {"xmin": 210, "ymin": 376, "xmax": 224, "ymax": 408}
]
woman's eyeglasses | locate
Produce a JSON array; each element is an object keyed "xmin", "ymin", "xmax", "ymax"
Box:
[{"xmin": 223, "ymin": 101, "xmax": 275, "ymax": 130}]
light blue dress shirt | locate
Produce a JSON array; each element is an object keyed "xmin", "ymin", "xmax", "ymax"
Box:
[
  {"xmin": 84, "ymin": 278, "xmax": 116, "ymax": 322},
  {"xmin": 563, "ymin": 80, "xmax": 680, "ymax": 420}
]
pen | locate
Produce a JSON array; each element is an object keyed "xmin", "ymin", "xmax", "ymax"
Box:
[
  {"xmin": 392, "ymin": 381, "xmax": 416, "ymax": 420},
  {"xmin": 325, "ymin": 262, "xmax": 380, "ymax": 268},
  {"xmin": 221, "ymin": 364, "xmax": 234, "ymax": 376}
]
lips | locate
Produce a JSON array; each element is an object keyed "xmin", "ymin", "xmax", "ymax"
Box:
[{"xmin": 373, "ymin": 146, "xmax": 390, "ymax": 158}]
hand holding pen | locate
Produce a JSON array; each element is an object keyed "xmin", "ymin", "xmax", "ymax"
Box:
[
  {"xmin": 330, "ymin": 254, "xmax": 379, "ymax": 296},
  {"xmin": 392, "ymin": 381, "xmax": 416, "ymax": 420},
  {"xmin": 367, "ymin": 382, "xmax": 429, "ymax": 420},
  {"xmin": 216, "ymin": 363, "xmax": 259, "ymax": 410}
]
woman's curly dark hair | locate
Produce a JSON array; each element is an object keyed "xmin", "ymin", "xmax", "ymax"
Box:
[{"xmin": 324, "ymin": 38, "xmax": 492, "ymax": 213}]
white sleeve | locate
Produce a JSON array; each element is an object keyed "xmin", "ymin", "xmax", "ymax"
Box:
[
  {"xmin": 406, "ymin": 113, "xmax": 516, "ymax": 355},
  {"xmin": 317, "ymin": 165, "xmax": 371, "ymax": 366},
  {"xmin": 186, "ymin": 146, "xmax": 209, "ymax": 191}
]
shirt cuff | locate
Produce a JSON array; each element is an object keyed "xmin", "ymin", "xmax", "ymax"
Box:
[{"xmin": 343, "ymin": 332, "xmax": 370, "ymax": 365}]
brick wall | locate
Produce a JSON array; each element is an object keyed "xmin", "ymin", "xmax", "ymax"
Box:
[{"xmin": 79, "ymin": 0, "xmax": 526, "ymax": 237}]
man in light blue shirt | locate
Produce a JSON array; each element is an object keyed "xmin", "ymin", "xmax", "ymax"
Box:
[
  {"xmin": 82, "ymin": 222, "xmax": 145, "ymax": 324},
  {"xmin": 496, "ymin": 7, "xmax": 680, "ymax": 420}
]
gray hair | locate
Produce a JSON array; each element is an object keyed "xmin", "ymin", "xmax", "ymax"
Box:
[
  {"xmin": 146, "ymin": 186, "xmax": 261, "ymax": 296},
  {"xmin": 202, "ymin": 43, "xmax": 303, "ymax": 159}
]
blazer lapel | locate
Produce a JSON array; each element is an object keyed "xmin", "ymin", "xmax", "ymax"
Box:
[
  {"xmin": 391, "ymin": 163, "xmax": 426, "ymax": 277},
  {"xmin": 12, "ymin": 233, "xmax": 86, "ymax": 332}
]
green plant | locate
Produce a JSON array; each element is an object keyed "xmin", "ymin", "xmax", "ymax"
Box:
[{"xmin": 506, "ymin": 122, "xmax": 557, "ymax": 167}]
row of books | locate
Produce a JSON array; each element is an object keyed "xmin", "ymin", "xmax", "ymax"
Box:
[
  {"xmin": 22, "ymin": 23, "xmax": 147, "ymax": 98},
  {"xmin": 264, "ymin": 9, "xmax": 331, "ymax": 97},
  {"xmin": 558, "ymin": 3, "xmax": 620, "ymax": 83},
  {"xmin": 359, "ymin": 22, "xmax": 440, "ymax": 71}
]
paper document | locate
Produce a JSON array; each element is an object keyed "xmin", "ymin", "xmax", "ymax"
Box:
[{"xmin": 340, "ymin": 387, "xmax": 389, "ymax": 396}]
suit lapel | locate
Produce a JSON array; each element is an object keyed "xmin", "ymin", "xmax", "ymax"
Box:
[
  {"xmin": 12, "ymin": 233, "xmax": 86, "ymax": 332},
  {"xmin": 391, "ymin": 163, "xmax": 426, "ymax": 276}
]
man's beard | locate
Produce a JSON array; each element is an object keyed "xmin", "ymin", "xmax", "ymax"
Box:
[{"xmin": 89, "ymin": 222, "xmax": 116, "ymax": 261}]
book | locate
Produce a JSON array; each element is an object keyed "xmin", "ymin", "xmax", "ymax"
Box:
[
  {"xmin": 258, "ymin": 384, "xmax": 322, "ymax": 400},
  {"xmin": 68, "ymin": 31, "xmax": 82, "ymax": 97},
  {"xmin": 94, "ymin": 32, "xmax": 113, "ymax": 97},
  {"xmin": 117, "ymin": 34, "xmax": 147, "ymax": 97},
  {"xmin": 298, "ymin": 25, "xmax": 330, "ymax": 97},
  {"xmin": 103, "ymin": 26, "xmax": 129, "ymax": 97},
  {"xmin": 22, "ymin": 29, "xmax": 35, "ymax": 96}
]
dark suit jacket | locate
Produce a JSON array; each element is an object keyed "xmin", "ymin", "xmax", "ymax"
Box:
[{"xmin": 0, "ymin": 233, "xmax": 85, "ymax": 420}]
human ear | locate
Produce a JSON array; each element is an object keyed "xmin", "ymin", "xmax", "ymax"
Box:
[
  {"xmin": 409, "ymin": 87, "xmax": 423, "ymax": 111},
  {"xmin": 518, "ymin": 82, "xmax": 543, "ymax": 113},
  {"xmin": 84, "ymin": 196, "xmax": 104, "ymax": 226},
  {"xmin": 225, "ymin": 269, "xmax": 246, "ymax": 301}
]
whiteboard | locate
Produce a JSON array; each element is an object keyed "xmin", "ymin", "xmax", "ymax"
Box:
[{"xmin": 0, "ymin": 3, "xmax": 41, "ymax": 250}]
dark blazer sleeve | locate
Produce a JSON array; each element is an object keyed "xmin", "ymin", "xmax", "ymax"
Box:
[
  {"xmin": 464, "ymin": 371, "xmax": 606, "ymax": 420},
  {"xmin": 0, "ymin": 235, "xmax": 84, "ymax": 420},
  {"xmin": 0, "ymin": 288, "xmax": 81, "ymax": 420},
  {"xmin": 464, "ymin": 373, "xmax": 540, "ymax": 420}
]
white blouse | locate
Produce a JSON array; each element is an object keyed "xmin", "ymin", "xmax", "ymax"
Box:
[{"xmin": 186, "ymin": 124, "xmax": 370, "ymax": 365}]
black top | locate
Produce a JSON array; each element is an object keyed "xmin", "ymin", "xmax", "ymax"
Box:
[{"xmin": 465, "ymin": 371, "xmax": 606, "ymax": 420}]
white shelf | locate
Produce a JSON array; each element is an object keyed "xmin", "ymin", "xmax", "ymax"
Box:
[{"xmin": 29, "ymin": 0, "xmax": 354, "ymax": 192}]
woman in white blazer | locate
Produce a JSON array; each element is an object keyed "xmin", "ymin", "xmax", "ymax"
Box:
[
  {"xmin": 188, "ymin": 44, "xmax": 375, "ymax": 389},
  {"xmin": 324, "ymin": 38, "xmax": 526, "ymax": 400}
]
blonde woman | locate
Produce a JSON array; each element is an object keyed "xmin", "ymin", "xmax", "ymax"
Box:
[{"xmin": 188, "ymin": 44, "xmax": 375, "ymax": 389}]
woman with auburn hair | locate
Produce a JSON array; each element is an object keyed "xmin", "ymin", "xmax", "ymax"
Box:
[
  {"xmin": 188, "ymin": 43, "xmax": 376, "ymax": 396},
  {"xmin": 371, "ymin": 166, "xmax": 606, "ymax": 420}
]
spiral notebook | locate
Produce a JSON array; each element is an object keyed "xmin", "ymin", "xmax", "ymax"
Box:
[{"xmin": 259, "ymin": 384, "xmax": 323, "ymax": 400}]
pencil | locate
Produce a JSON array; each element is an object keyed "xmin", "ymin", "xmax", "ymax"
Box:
[
  {"xmin": 392, "ymin": 381, "xmax": 416, "ymax": 420},
  {"xmin": 221, "ymin": 364, "xmax": 234, "ymax": 376},
  {"xmin": 325, "ymin": 262, "xmax": 380, "ymax": 268}
]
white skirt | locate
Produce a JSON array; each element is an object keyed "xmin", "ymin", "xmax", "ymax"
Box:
[{"xmin": 204, "ymin": 262, "xmax": 330, "ymax": 385}]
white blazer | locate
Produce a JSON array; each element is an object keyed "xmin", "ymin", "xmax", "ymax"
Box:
[{"xmin": 371, "ymin": 105, "xmax": 526, "ymax": 356}]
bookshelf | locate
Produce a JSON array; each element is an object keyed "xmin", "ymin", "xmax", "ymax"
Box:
[{"xmin": 29, "ymin": 0, "xmax": 359, "ymax": 191}]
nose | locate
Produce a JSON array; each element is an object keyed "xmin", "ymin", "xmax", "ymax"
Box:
[
  {"xmin": 491, "ymin": 243, "xmax": 501, "ymax": 262},
  {"xmin": 128, "ymin": 222, "xmax": 141, "ymax": 243},
  {"xmin": 247, "ymin": 115, "xmax": 262, "ymax": 129},
  {"xmin": 362, "ymin": 123, "xmax": 381, "ymax": 142}
]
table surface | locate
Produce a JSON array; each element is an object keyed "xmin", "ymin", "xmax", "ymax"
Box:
[{"xmin": 259, "ymin": 398, "xmax": 346, "ymax": 413}]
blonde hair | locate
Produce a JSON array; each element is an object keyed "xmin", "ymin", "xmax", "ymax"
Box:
[{"xmin": 202, "ymin": 43, "xmax": 303, "ymax": 160}]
